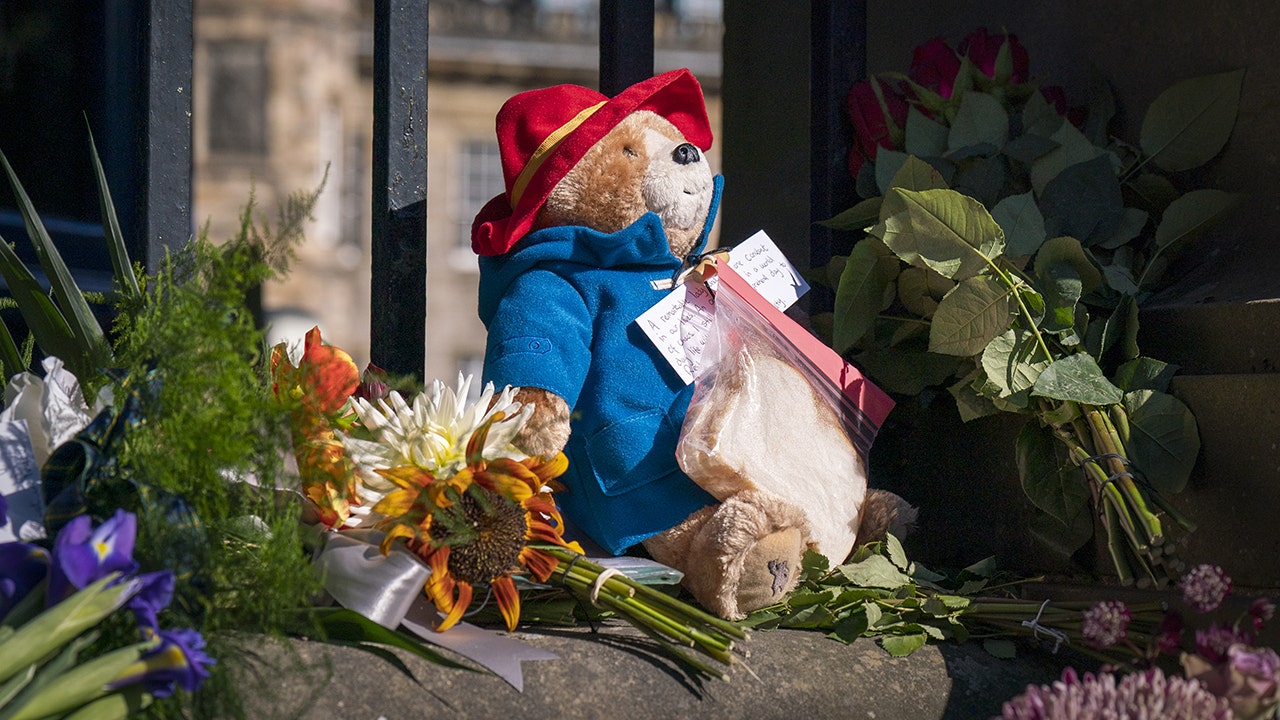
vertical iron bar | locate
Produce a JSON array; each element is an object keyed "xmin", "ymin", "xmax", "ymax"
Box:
[
  {"xmin": 810, "ymin": 0, "xmax": 865, "ymax": 311},
  {"xmin": 103, "ymin": 0, "xmax": 193, "ymax": 271},
  {"xmin": 599, "ymin": 0, "xmax": 655, "ymax": 94},
  {"xmin": 371, "ymin": 0, "xmax": 428, "ymax": 381}
]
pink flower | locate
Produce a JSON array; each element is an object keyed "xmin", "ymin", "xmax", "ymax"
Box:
[
  {"xmin": 1181, "ymin": 564, "xmax": 1232, "ymax": 613},
  {"xmin": 1248, "ymin": 597, "xmax": 1276, "ymax": 632},
  {"xmin": 845, "ymin": 78, "xmax": 909, "ymax": 178},
  {"xmin": 1081, "ymin": 600, "xmax": 1131, "ymax": 649},
  {"xmin": 1183, "ymin": 644, "xmax": 1280, "ymax": 720},
  {"xmin": 1040, "ymin": 85, "xmax": 1068, "ymax": 115},
  {"xmin": 959, "ymin": 27, "xmax": 1029, "ymax": 84},
  {"xmin": 1156, "ymin": 611, "xmax": 1185, "ymax": 655},
  {"xmin": 999, "ymin": 667, "xmax": 1230, "ymax": 720},
  {"xmin": 909, "ymin": 37, "xmax": 961, "ymax": 100},
  {"xmin": 1197, "ymin": 623, "xmax": 1252, "ymax": 664}
]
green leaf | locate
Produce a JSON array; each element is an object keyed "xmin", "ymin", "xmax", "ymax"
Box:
[
  {"xmin": 1002, "ymin": 131, "xmax": 1059, "ymax": 165},
  {"xmin": 889, "ymin": 155, "xmax": 948, "ymax": 193},
  {"xmin": 983, "ymin": 638, "xmax": 1017, "ymax": 659},
  {"xmin": 1102, "ymin": 263, "xmax": 1139, "ymax": 295},
  {"xmin": 62, "ymin": 687, "xmax": 152, "ymax": 720},
  {"xmin": 875, "ymin": 149, "xmax": 911, "ymax": 195},
  {"xmin": 4, "ymin": 640, "xmax": 150, "ymax": 720},
  {"xmin": 1098, "ymin": 207, "xmax": 1149, "ymax": 250},
  {"xmin": 1040, "ymin": 155, "xmax": 1124, "ymax": 247},
  {"xmin": 949, "ymin": 368, "xmax": 1000, "ymax": 421},
  {"xmin": 929, "ymin": 275, "xmax": 1012, "ymax": 357},
  {"xmin": 896, "ymin": 265, "xmax": 951, "ymax": 319},
  {"xmin": 854, "ymin": 347, "xmax": 962, "ymax": 395},
  {"xmin": 0, "ymin": 151, "xmax": 110, "ymax": 370},
  {"xmin": 1029, "ymin": 509, "xmax": 1094, "ymax": 557},
  {"xmin": 310, "ymin": 608, "xmax": 476, "ymax": 671},
  {"xmin": 828, "ymin": 607, "xmax": 871, "ymax": 644},
  {"xmin": 878, "ymin": 188, "xmax": 1005, "ymax": 281},
  {"xmin": 1140, "ymin": 69, "xmax": 1245, "ymax": 172},
  {"xmin": 0, "ymin": 575, "xmax": 131, "ymax": 684},
  {"xmin": 1038, "ymin": 266, "xmax": 1084, "ymax": 335},
  {"xmin": 87, "ymin": 126, "xmax": 140, "ymax": 300},
  {"xmin": 904, "ymin": 107, "xmax": 949, "ymax": 159},
  {"xmin": 885, "ymin": 533, "xmax": 909, "ymax": 570},
  {"xmin": 780, "ymin": 604, "xmax": 838, "ymax": 630},
  {"xmin": 1032, "ymin": 354, "xmax": 1124, "ymax": 405},
  {"xmin": 982, "ymin": 328, "xmax": 1052, "ymax": 406},
  {"xmin": 1127, "ymin": 173, "xmax": 1179, "ymax": 215},
  {"xmin": 1034, "ymin": 236, "xmax": 1102, "ymax": 295},
  {"xmin": 1098, "ymin": 295, "xmax": 1139, "ymax": 362},
  {"xmin": 1154, "ymin": 189, "xmax": 1241, "ymax": 251},
  {"xmin": 0, "ymin": 317, "xmax": 23, "ymax": 381},
  {"xmin": 948, "ymin": 92, "xmax": 1009, "ymax": 153},
  {"xmin": 1124, "ymin": 389, "xmax": 1200, "ymax": 493},
  {"xmin": 835, "ymin": 554, "xmax": 914, "ymax": 590},
  {"xmin": 991, "ymin": 192, "xmax": 1046, "ymax": 258},
  {"xmin": 1016, "ymin": 422, "xmax": 1091, "ymax": 527},
  {"xmin": 819, "ymin": 196, "xmax": 882, "ymax": 231},
  {"xmin": 881, "ymin": 633, "xmax": 929, "ymax": 657},
  {"xmin": 833, "ymin": 240, "xmax": 898, "ymax": 354},
  {"xmin": 1030, "ymin": 121, "xmax": 1107, "ymax": 195},
  {"xmin": 1113, "ymin": 357, "xmax": 1179, "ymax": 393},
  {"xmin": 800, "ymin": 548, "xmax": 831, "ymax": 582},
  {"xmin": 1021, "ymin": 87, "xmax": 1065, "ymax": 138}
]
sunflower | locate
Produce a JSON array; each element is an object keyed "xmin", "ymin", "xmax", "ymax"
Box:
[
  {"xmin": 419, "ymin": 450, "xmax": 580, "ymax": 632},
  {"xmin": 358, "ymin": 397, "xmax": 583, "ymax": 627}
]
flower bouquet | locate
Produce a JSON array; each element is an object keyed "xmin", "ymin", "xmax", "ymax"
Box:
[
  {"xmin": 272, "ymin": 331, "xmax": 746, "ymax": 680},
  {"xmin": 0, "ymin": 509, "xmax": 214, "ymax": 720},
  {"xmin": 819, "ymin": 28, "xmax": 1244, "ymax": 586}
]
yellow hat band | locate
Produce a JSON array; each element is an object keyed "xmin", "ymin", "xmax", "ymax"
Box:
[{"xmin": 509, "ymin": 100, "xmax": 607, "ymax": 209}]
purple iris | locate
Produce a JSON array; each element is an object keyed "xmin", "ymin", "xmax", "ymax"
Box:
[
  {"xmin": 0, "ymin": 492, "xmax": 8, "ymax": 527},
  {"xmin": 111, "ymin": 627, "xmax": 215, "ymax": 698},
  {"xmin": 128, "ymin": 569, "xmax": 176, "ymax": 633},
  {"xmin": 47, "ymin": 509, "xmax": 140, "ymax": 605},
  {"xmin": 0, "ymin": 542, "xmax": 49, "ymax": 620}
]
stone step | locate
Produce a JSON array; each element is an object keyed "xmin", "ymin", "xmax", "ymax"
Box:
[{"xmin": 245, "ymin": 623, "xmax": 1084, "ymax": 719}]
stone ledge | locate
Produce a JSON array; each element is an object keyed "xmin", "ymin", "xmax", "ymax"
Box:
[{"xmin": 244, "ymin": 623, "xmax": 1084, "ymax": 720}]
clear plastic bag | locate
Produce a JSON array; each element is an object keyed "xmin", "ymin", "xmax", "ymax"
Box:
[{"xmin": 675, "ymin": 263, "xmax": 893, "ymax": 562}]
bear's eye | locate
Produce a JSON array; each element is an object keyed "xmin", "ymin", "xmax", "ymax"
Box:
[{"xmin": 623, "ymin": 146, "xmax": 638, "ymax": 158}]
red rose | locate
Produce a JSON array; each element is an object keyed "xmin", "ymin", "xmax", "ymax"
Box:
[
  {"xmin": 959, "ymin": 27, "xmax": 1029, "ymax": 84},
  {"xmin": 1040, "ymin": 85, "xmax": 1068, "ymax": 115},
  {"xmin": 910, "ymin": 36, "xmax": 961, "ymax": 100},
  {"xmin": 845, "ymin": 77, "xmax": 909, "ymax": 177}
]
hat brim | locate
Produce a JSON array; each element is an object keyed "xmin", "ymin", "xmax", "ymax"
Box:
[{"xmin": 472, "ymin": 68, "xmax": 712, "ymax": 256}]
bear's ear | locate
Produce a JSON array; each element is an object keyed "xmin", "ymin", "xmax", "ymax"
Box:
[{"xmin": 539, "ymin": 114, "xmax": 651, "ymax": 234}]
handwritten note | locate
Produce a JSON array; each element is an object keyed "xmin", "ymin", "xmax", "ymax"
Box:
[
  {"xmin": 638, "ymin": 231, "xmax": 808, "ymax": 384},
  {"xmin": 726, "ymin": 230, "xmax": 810, "ymax": 311}
]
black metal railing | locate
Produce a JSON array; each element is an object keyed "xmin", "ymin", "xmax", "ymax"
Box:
[{"xmin": 62, "ymin": 0, "xmax": 867, "ymax": 383}]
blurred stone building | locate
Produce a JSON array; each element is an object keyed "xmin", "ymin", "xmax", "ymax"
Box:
[{"xmin": 192, "ymin": 0, "xmax": 722, "ymax": 390}]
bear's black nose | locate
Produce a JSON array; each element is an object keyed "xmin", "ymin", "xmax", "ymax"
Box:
[{"xmin": 672, "ymin": 143, "xmax": 701, "ymax": 165}]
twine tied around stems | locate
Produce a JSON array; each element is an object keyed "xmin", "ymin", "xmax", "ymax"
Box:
[
  {"xmin": 1083, "ymin": 453, "xmax": 1136, "ymax": 488},
  {"xmin": 589, "ymin": 568, "xmax": 625, "ymax": 607},
  {"xmin": 1021, "ymin": 598, "xmax": 1069, "ymax": 653}
]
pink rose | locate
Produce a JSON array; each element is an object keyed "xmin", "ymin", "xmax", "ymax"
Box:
[
  {"xmin": 845, "ymin": 77, "xmax": 909, "ymax": 178},
  {"xmin": 959, "ymin": 27, "xmax": 1029, "ymax": 83},
  {"xmin": 1183, "ymin": 644, "xmax": 1280, "ymax": 720},
  {"xmin": 909, "ymin": 37, "xmax": 961, "ymax": 99}
]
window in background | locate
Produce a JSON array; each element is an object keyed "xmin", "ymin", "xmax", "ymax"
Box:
[
  {"xmin": 452, "ymin": 139, "xmax": 503, "ymax": 268},
  {"xmin": 207, "ymin": 40, "xmax": 268, "ymax": 156}
]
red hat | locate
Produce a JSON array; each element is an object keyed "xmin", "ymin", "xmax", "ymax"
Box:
[{"xmin": 471, "ymin": 68, "xmax": 713, "ymax": 256}]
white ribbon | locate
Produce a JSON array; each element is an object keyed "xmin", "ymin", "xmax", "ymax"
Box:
[{"xmin": 313, "ymin": 528, "xmax": 559, "ymax": 691}]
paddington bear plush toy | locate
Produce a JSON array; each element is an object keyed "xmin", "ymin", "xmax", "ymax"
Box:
[{"xmin": 473, "ymin": 68, "xmax": 914, "ymax": 619}]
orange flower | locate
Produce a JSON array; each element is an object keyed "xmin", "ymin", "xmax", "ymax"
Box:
[
  {"xmin": 271, "ymin": 326, "xmax": 361, "ymax": 527},
  {"xmin": 384, "ymin": 434, "xmax": 580, "ymax": 633}
]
